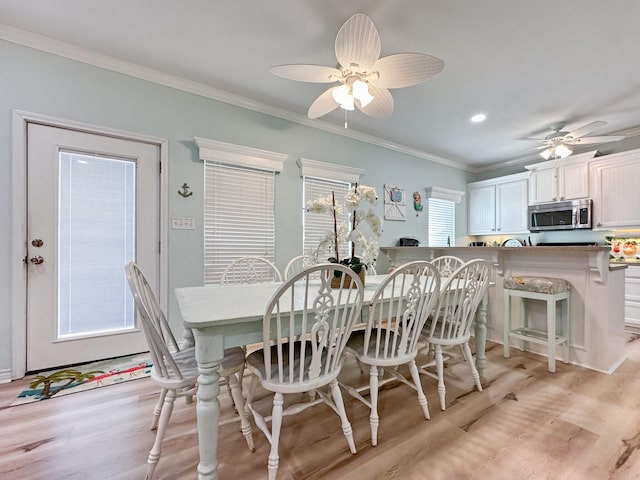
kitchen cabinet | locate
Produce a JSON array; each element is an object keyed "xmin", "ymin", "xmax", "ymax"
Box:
[
  {"xmin": 467, "ymin": 172, "xmax": 528, "ymax": 235},
  {"xmin": 590, "ymin": 149, "xmax": 640, "ymax": 229},
  {"xmin": 525, "ymin": 151, "xmax": 597, "ymax": 204},
  {"xmin": 625, "ymin": 265, "xmax": 640, "ymax": 329}
]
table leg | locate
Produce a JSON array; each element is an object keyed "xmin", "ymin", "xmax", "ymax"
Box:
[
  {"xmin": 183, "ymin": 327, "xmax": 195, "ymax": 348},
  {"xmin": 192, "ymin": 329, "xmax": 224, "ymax": 480},
  {"xmin": 474, "ymin": 292, "xmax": 488, "ymax": 374}
]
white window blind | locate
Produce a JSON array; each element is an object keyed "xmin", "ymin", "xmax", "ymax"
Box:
[
  {"xmin": 303, "ymin": 177, "xmax": 352, "ymax": 261},
  {"xmin": 204, "ymin": 162, "xmax": 275, "ymax": 285},
  {"xmin": 425, "ymin": 186, "xmax": 463, "ymax": 247},
  {"xmin": 427, "ymin": 197, "xmax": 455, "ymax": 247}
]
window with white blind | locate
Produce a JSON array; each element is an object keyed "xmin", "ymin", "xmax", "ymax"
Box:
[
  {"xmin": 425, "ymin": 187, "xmax": 465, "ymax": 247},
  {"xmin": 303, "ymin": 177, "xmax": 352, "ymax": 260},
  {"xmin": 297, "ymin": 158, "xmax": 363, "ymax": 263},
  {"xmin": 427, "ymin": 198, "xmax": 455, "ymax": 246},
  {"xmin": 197, "ymin": 137, "xmax": 286, "ymax": 285}
]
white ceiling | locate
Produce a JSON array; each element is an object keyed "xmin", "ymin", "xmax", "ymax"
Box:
[{"xmin": 3, "ymin": 0, "xmax": 640, "ymax": 171}]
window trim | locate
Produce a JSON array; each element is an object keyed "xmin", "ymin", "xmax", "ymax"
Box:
[
  {"xmin": 196, "ymin": 136, "xmax": 286, "ymax": 172},
  {"xmin": 425, "ymin": 186, "xmax": 465, "ymax": 203},
  {"xmin": 297, "ymin": 158, "xmax": 362, "ymax": 182}
]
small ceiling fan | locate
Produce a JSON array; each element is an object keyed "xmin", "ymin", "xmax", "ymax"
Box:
[
  {"xmin": 525, "ymin": 121, "xmax": 626, "ymax": 159},
  {"xmin": 269, "ymin": 13, "xmax": 444, "ymax": 121}
]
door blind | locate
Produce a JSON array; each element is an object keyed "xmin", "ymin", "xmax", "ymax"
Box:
[{"xmin": 204, "ymin": 162, "xmax": 275, "ymax": 285}]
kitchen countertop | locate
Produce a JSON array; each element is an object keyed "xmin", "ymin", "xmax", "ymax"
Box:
[
  {"xmin": 610, "ymin": 263, "xmax": 629, "ymax": 271},
  {"xmin": 383, "ymin": 245, "xmax": 608, "ymax": 252},
  {"xmin": 380, "ymin": 246, "xmax": 618, "ymax": 280}
]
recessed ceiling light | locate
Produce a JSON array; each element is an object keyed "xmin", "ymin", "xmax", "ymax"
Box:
[{"xmin": 471, "ymin": 113, "xmax": 486, "ymax": 123}]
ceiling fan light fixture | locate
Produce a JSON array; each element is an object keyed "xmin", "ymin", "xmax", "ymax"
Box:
[
  {"xmin": 540, "ymin": 148, "xmax": 553, "ymax": 160},
  {"xmin": 270, "ymin": 14, "xmax": 444, "ymax": 120},
  {"xmin": 540, "ymin": 144, "xmax": 573, "ymax": 160},
  {"xmin": 332, "ymin": 84, "xmax": 350, "ymax": 105},
  {"xmin": 340, "ymin": 94, "xmax": 355, "ymax": 110},
  {"xmin": 555, "ymin": 144, "xmax": 572, "ymax": 158},
  {"xmin": 352, "ymin": 80, "xmax": 374, "ymax": 107}
]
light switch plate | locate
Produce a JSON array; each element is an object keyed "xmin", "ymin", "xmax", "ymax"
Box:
[{"xmin": 171, "ymin": 216, "xmax": 195, "ymax": 230}]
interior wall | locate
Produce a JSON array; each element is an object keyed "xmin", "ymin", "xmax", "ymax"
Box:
[{"xmin": 0, "ymin": 39, "xmax": 473, "ymax": 375}]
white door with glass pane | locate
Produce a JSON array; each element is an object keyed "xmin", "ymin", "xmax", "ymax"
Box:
[{"xmin": 26, "ymin": 123, "xmax": 159, "ymax": 372}]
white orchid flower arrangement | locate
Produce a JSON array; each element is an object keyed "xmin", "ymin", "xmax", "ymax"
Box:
[{"xmin": 306, "ymin": 185, "xmax": 383, "ymax": 274}]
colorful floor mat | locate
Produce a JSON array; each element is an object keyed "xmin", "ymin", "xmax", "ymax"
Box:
[{"xmin": 11, "ymin": 352, "xmax": 152, "ymax": 406}]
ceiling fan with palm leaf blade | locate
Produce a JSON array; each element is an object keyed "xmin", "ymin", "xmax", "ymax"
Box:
[
  {"xmin": 525, "ymin": 121, "xmax": 626, "ymax": 160},
  {"xmin": 269, "ymin": 13, "xmax": 444, "ymax": 122}
]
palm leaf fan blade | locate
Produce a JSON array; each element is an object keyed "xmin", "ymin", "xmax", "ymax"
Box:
[
  {"xmin": 269, "ymin": 64, "xmax": 341, "ymax": 83},
  {"xmin": 566, "ymin": 121, "xmax": 608, "ymax": 139},
  {"xmin": 335, "ymin": 13, "xmax": 380, "ymax": 70},
  {"xmin": 374, "ymin": 53, "xmax": 444, "ymax": 89},
  {"xmin": 572, "ymin": 135, "xmax": 626, "ymax": 144},
  {"xmin": 308, "ymin": 87, "xmax": 341, "ymax": 119},
  {"xmin": 358, "ymin": 85, "xmax": 393, "ymax": 118}
]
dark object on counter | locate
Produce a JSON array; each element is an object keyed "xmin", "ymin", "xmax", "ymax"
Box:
[
  {"xmin": 536, "ymin": 242, "xmax": 600, "ymax": 246},
  {"xmin": 468, "ymin": 241, "xmax": 486, "ymax": 247},
  {"xmin": 528, "ymin": 236, "xmax": 533, "ymax": 246},
  {"xmin": 399, "ymin": 237, "xmax": 420, "ymax": 247}
]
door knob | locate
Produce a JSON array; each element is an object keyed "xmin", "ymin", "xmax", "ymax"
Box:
[
  {"xmin": 29, "ymin": 255, "xmax": 44, "ymax": 265},
  {"xmin": 31, "ymin": 239, "xmax": 44, "ymax": 247}
]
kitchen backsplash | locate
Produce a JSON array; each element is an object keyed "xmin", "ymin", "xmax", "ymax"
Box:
[{"xmin": 605, "ymin": 236, "xmax": 640, "ymax": 263}]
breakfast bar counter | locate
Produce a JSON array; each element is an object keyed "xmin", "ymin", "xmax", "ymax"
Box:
[{"xmin": 381, "ymin": 246, "xmax": 627, "ymax": 373}]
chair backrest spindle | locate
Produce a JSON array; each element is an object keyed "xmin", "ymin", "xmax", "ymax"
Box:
[{"xmin": 430, "ymin": 255, "xmax": 465, "ymax": 278}]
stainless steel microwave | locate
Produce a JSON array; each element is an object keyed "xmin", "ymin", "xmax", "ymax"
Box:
[{"xmin": 528, "ymin": 199, "xmax": 592, "ymax": 232}]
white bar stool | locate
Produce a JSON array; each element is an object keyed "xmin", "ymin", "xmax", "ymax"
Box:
[{"xmin": 503, "ymin": 276, "xmax": 570, "ymax": 373}]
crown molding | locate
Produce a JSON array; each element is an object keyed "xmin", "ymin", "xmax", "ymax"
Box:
[
  {"xmin": 613, "ymin": 125, "xmax": 640, "ymax": 139},
  {"xmin": 0, "ymin": 23, "xmax": 471, "ymax": 172}
]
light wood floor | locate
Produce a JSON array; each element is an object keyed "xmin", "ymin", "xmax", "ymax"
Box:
[{"xmin": 2, "ymin": 338, "xmax": 640, "ymax": 480}]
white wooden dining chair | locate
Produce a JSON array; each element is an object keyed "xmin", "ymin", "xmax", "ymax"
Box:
[
  {"xmin": 340, "ymin": 261, "xmax": 441, "ymax": 446},
  {"xmin": 244, "ymin": 263, "xmax": 364, "ymax": 480},
  {"xmin": 427, "ymin": 255, "xmax": 465, "ymax": 352},
  {"xmin": 283, "ymin": 254, "xmax": 313, "ymax": 279},
  {"xmin": 125, "ymin": 262, "xmax": 255, "ymax": 480},
  {"xmin": 221, "ymin": 256, "xmax": 283, "ymax": 285},
  {"xmin": 430, "ymin": 255, "xmax": 464, "ymax": 278},
  {"xmin": 418, "ymin": 259, "xmax": 491, "ymax": 410}
]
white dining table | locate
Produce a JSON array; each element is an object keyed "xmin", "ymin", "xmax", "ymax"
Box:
[{"xmin": 174, "ymin": 274, "xmax": 488, "ymax": 480}]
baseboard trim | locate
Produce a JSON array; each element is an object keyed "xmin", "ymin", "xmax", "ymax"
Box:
[
  {"xmin": 625, "ymin": 324, "xmax": 640, "ymax": 335},
  {"xmin": 0, "ymin": 369, "xmax": 12, "ymax": 384}
]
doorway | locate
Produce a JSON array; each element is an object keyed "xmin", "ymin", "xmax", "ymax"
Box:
[{"xmin": 12, "ymin": 113, "xmax": 167, "ymax": 375}]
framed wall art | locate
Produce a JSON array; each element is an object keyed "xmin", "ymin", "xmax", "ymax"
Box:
[{"xmin": 384, "ymin": 185, "xmax": 406, "ymax": 221}]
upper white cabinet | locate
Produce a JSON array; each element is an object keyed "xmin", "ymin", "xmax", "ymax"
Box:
[
  {"xmin": 525, "ymin": 150, "xmax": 597, "ymax": 204},
  {"xmin": 468, "ymin": 172, "xmax": 529, "ymax": 235},
  {"xmin": 590, "ymin": 149, "xmax": 640, "ymax": 229}
]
